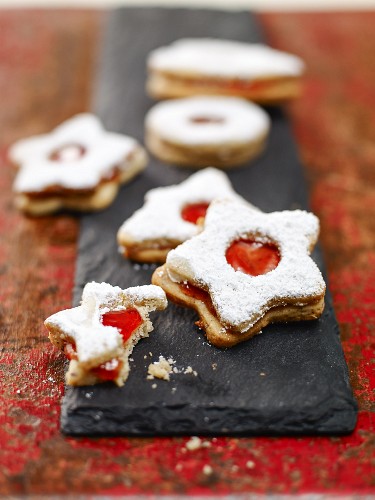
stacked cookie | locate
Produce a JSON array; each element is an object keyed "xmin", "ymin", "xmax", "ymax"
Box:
[{"xmin": 145, "ymin": 38, "xmax": 304, "ymax": 168}]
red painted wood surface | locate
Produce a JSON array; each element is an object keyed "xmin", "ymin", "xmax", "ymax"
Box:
[{"xmin": 0, "ymin": 9, "xmax": 374, "ymax": 496}]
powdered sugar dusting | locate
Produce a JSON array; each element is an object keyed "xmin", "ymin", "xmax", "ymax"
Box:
[
  {"xmin": 118, "ymin": 167, "xmax": 258, "ymax": 243},
  {"xmin": 45, "ymin": 281, "xmax": 167, "ymax": 364},
  {"xmin": 145, "ymin": 97, "xmax": 270, "ymax": 145},
  {"xmin": 166, "ymin": 199, "xmax": 325, "ymax": 331},
  {"xmin": 148, "ymin": 39, "xmax": 304, "ymax": 79},
  {"xmin": 11, "ymin": 114, "xmax": 140, "ymax": 192}
]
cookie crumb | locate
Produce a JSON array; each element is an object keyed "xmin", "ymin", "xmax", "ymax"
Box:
[
  {"xmin": 184, "ymin": 366, "xmax": 198, "ymax": 376},
  {"xmin": 185, "ymin": 436, "xmax": 202, "ymax": 451},
  {"xmin": 246, "ymin": 460, "xmax": 255, "ymax": 469},
  {"xmin": 203, "ymin": 464, "xmax": 213, "ymax": 475},
  {"xmin": 148, "ymin": 356, "xmax": 172, "ymax": 381},
  {"xmin": 260, "ymin": 372, "xmax": 266, "ymax": 376},
  {"xmin": 212, "ymin": 363, "xmax": 217, "ymax": 370},
  {"xmin": 151, "ymin": 383, "xmax": 157, "ymax": 389}
]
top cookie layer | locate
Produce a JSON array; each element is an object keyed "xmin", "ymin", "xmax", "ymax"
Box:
[
  {"xmin": 148, "ymin": 39, "xmax": 305, "ymax": 79},
  {"xmin": 145, "ymin": 97, "xmax": 270, "ymax": 146},
  {"xmin": 10, "ymin": 114, "xmax": 139, "ymax": 192},
  {"xmin": 118, "ymin": 168, "xmax": 255, "ymax": 244}
]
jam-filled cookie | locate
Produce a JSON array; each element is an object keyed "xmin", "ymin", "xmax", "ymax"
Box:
[
  {"xmin": 147, "ymin": 39, "xmax": 304, "ymax": 103},
  {"xmin": 145, "ymin": 96, "xmax": 270, "ymax": 168},
  {"xmin": 152, "ymin": 199, "xmax": 326, "ymax": 348},
  {"xmin": 117, "ymin": 168, "xmax": 258, "ymax": 263},
  {"xmin": 10, "ymin": 114, "xmax": 148, "ymax": 216},
  {"xmin": 45, "ymin": 282, "xmax": 167, "ymax": 386}
]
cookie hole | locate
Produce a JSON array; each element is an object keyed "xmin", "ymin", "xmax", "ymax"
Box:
[
  {"xmin": 226, "ymin": 239, "xmax": 280, "ymax": 276},
  {"xmin": 189, "ymin": 116, "xmax": 224, "ymax": 125},
  {"xmin": 181, "ymin": 202, "xmax": 210, "ymax": 224},
  {"xmin": 49, "ymin": 143, "xmax": 86, "ymax": 162}
]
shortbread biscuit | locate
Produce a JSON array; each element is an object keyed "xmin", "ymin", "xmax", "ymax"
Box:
[
  {"xmin": 117, "ymin": 168, "xmax": 258, "ymax": 263},
  {"xmin": 10, "ymin": 114, "xmax": 148, "ymax": 216},
  {"xmin": 145, "ymin": 96, "xmax": 270, "ymax": 168},
  {"xmin": 147, "ymin": 39, "xmax": 304, "ymax": 103},
  {"xmin": 45, "ymin": 282, "xmax": 167, "ymax": 386},
  {"xmin": 152, "ymin": 199, "xmax": 326, "ymax": 348}
]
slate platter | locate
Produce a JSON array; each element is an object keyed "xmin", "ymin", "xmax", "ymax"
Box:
[{"xmin": 61, "ymin": 8, "xmax": 357, "ymax": 436}]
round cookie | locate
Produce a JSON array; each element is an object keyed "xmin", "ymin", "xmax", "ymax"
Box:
[
  {"xmin": 145, "ymin": 96, "xmax": 270, "ymax": 168},
  {"xmin": 147, "ymin": 38, "xmax": 305, "ymax": 103}
]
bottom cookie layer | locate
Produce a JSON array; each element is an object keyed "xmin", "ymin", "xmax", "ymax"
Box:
[
  {"xmin": 119, "ymin": 240, "xmax": 179, "ymax": 264},
  {"xmin": 152, "ymin": 264, "xmax": 325, "ymax": 348},
  {"xmin": 146, "ymin": 129, "xmax": 267, "ymax": 168}
]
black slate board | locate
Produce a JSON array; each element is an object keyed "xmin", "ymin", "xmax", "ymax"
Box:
[{"xmin": 61, "ymin": 8, "xmax": 357, "ymax": 436}]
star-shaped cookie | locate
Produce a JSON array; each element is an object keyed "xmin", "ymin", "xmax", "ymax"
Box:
[
  {"xmin": 45, "ymin": 282, "xmax": 167, "ymax": 386},
  {"xmin": 10, "ymin": 113, "xmax": 148, "ymax": 215},
  {"xmin": 152, "ymin": 198, "xmax": 326, "ymax": 348},
  {"xmin": 117, "ymin": 167, "xmax": 258, "ymax": 263}
]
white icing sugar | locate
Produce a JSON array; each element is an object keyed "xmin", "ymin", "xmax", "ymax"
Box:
[
  {"xmin": 145, "ymin": 97, "xmax": 270, "ymax": 146},
  {"xmin": 148, "ymin": 39, "xmax": 305, "ymax": 79},
  {"xmin": 11, "ymin": 113, "xmax": 139, "ymax": 192},
  {"xmin": 45, "ymin": 281, "xmax": 167, "ymax": 364},
  {"xmin": 166, "ymin": 199, "xmax": 325, "ymax": 331},
  {"xmin": 118, "ymin": 167, "xmax": 258, "ymax": 243}
]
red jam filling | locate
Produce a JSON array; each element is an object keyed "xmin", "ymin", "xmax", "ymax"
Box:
[
  {"xmin": 181, "ymin": 282, "xmax": 209, "ymax": 302},
  {"xmin": 190, "ymin": 116, "xmax": 224, "ymax": 124},
  {"xmin": 226, "ymin": 239, "xmax": 280, "ymax": 276},
  {"xmin": 181, "ymin": 202, "xmax": 210, "ymax": 224},
  {"xmin": 101, "ymin": 308, "xmax": 142, "ymax": 343},
  {"xmin": 189, "ymin": 78, "xmax": 272, "ymax": 94},
  {"xmin": 49, "ymin": 143, "xmax": 86, "ymax": 162},
  {"xmin": 91, "ymin": 358, "xmax": 123, "ymax": 381},
  {"xmin": 225, "ymin": 80, "xmax": 269, "ymax": 92},
  {"xmin": 64, "ymin": 342, "xmax": 78, "ymax": 361}
]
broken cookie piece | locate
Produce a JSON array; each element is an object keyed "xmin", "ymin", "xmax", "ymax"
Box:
[
  {"xmin": 147, "ymin": 356, "xmax": 173, "ymax": 381},
  {"xmin": 45, "ymin": 281, "xmax": 167, "ymax": 386}
]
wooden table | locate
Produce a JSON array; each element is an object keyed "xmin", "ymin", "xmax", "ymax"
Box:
[{"xmin": 0, "ymin": 9, "xmax": 374, "ymax": 496}]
